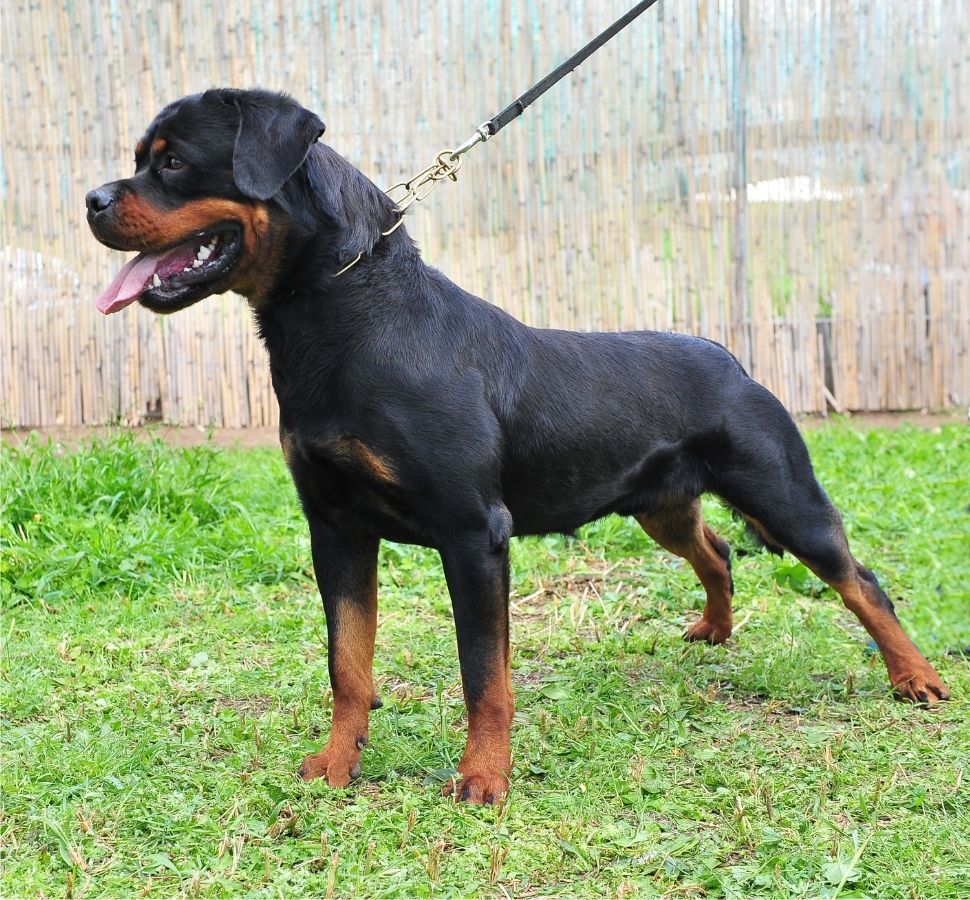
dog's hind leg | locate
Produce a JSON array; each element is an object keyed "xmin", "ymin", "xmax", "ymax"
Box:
[
  {"xmin": 636, "ymin": 500, "xmax": 734, "ymax": 644},
  {"xmin": 743, "ymin": 498, "xmax": 949, "ymax": 704},
  {"xmin": 711, "ymin": 395, "xmax": 950, "ymax": 704}
]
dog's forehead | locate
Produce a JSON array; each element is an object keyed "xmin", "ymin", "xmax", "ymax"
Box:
[{"xmin": 141, "ymin": 94, "xmax": 238, "ymax": 153}]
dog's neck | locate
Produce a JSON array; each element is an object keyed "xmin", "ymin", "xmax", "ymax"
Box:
[
  {"xmin": 252, "ymin": 242, "xmax": 438, "ymax": 421},
  {"xmin": 257, "ymin": 143, "xmax": 424, "ymax": 295},
  {"xmin": 305, "ymin": 144, "xmax": 409, "ymax": 269}
]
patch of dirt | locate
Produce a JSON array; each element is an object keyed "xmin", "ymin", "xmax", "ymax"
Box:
[
  {"xmin": 719, "ymin": 696, "xmax": 807, "ymax": 717},
  {"xmin": 512, "ymin": 663, "xmax": 559, "ymax": 689},
  {"xmin": 510, "ymin": 557, "xmax": 647, "ymax": 624},
  {"xmin": 211, "ymin": 696, "xmax": 273, "ymax": 717},
  {"xmin": 795, "ymin": 410, "xmax": 965, "ymax": 429}
]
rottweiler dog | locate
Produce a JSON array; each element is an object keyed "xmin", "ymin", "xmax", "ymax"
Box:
[{"xmin": 87, "ymin": 89, "xmax": 949, "ymax": 804}]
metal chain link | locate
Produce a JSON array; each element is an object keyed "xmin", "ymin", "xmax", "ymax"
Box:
[{"xmin": 334, "ymin": 122, "xmax": 491, "ymax": 276}]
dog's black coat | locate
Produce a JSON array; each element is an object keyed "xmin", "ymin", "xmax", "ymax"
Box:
[{"xmin": 86, "ymin": 89, "xmax": 949, "ymax": 803}]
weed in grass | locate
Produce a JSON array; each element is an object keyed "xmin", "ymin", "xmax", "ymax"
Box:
[{"xmin": 1, "ymin": 424, "xmax": 968, "ymax": 897}]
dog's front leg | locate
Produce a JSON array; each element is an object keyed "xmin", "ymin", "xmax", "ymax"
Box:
[
  {"xmin": 439, "ymin": 517, "xmax": 514, "ymax": 804},
  {"xmin": 298, "ymin": 519, "xmax": 379, "ymax": 787}
]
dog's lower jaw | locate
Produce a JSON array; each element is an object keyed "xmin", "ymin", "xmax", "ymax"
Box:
[{"xmin": 139, "ymin": 290, "xmax": 213, "ymax": 315}]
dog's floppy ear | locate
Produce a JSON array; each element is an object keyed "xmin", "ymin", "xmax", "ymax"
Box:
[{"xmin": 232, "ymin": 95, "xmax": 325, "ymax": 201}]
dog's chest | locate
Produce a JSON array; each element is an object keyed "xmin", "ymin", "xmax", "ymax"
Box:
[{"xmin": 283, "ymin": 430, "xmax": 428, "ymax": 542}]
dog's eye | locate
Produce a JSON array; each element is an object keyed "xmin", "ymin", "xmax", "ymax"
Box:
[{"xmin": 166, "ymin": 157, "xmax": 185, "ymax": 171}]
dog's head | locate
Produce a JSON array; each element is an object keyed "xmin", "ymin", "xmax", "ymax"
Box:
[{"xmin": 86, "ymin": 89, "xmax": 324, "ymax": 314}]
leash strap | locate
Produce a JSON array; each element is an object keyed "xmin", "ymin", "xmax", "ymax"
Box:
[
  {"xmin": 486, "ymin": 0, "xmax": 661, "ymax": 138},
  {"xmin": 336, "ymin": 1, "xmax": 660, "ymax": 275}
]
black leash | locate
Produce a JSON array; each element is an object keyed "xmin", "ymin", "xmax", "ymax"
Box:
[
  {"xmin": 337, "ymin": 1, "xmax": 661, "ymax": 275},
  {"xmin": 486, "ymin": 0, "xmax": 661, "ymax": 138}
]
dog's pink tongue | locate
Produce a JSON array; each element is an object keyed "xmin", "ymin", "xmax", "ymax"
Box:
[{"xmin": 96, "ymin": 253, "xmax": 162, "ymax": 315}]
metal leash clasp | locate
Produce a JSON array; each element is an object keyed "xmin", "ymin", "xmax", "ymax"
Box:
[{"xmin": 335, "ymin": 123, "xmax": 491, "ymax": 276}]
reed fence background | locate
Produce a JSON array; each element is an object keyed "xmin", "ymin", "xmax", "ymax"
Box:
[{"xmin": 2, "ymin": 0, "xmax": 968, "ymax": 426}]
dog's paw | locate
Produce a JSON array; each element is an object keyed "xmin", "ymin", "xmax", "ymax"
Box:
[
  {"xmin": 684, "ymin": 617, "xmax": 731, "ymax": 645},
  {"xmin": 298, "ymin": 747, "xmax": 361, "ymax": 787},
  {"xmin": 441, "ymin": 770, "xmax": 508, "ymax": 805},
  {"xmin": 891, "ymin": 668, "xmax": 950, "ymax": 706}
]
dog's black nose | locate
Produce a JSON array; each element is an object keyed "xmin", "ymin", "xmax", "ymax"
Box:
[{"xmin": 85, "ymin": 188, "xmax": 116, "ymax": 214}]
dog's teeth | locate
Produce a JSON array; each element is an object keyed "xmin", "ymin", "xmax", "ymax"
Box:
[
  {"xmin": 183, "ymin": 266, "xmax": 191, "ymax": 272},
  {"xmin": 197, "ymin": 245, "xmax": 211, "ymax": 260},
  {"xmin": 192, "ymin": 259, "xmax": 203, "ymax": 268},
  {"xmin": 152, "ymin": 274, "xmax": 161, "ymax": 287}
]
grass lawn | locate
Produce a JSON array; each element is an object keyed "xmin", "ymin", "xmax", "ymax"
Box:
[{"xmin": 2, "ymin": 423, "xmax": 968, "ymax": 897}]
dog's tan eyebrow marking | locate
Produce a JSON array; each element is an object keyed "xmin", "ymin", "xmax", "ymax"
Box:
[
  {"xmin": 134, "ymin": 139, "xmax": 146, "ymax": 157},
  {"xmin": 151, "ymin": 137, "xmax": 168, "ymax": 154}
]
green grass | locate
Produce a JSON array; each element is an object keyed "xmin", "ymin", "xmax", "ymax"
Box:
[{"xmin": 2, "ymin": 424, "xmax": 968, "ymax": 898}]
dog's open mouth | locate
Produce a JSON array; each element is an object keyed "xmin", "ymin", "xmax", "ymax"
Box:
[{"xmin": 96, "ymin": 226, "xmax": 242, "ymax": 314}]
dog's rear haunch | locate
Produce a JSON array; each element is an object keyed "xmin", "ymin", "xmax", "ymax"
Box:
[{"xmin": 87, "ymin": 89, "xmax": 949, "ymax": 804}]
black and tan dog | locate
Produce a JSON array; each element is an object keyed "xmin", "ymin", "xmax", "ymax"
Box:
[{"xmin": 87, "ymin": 89, "xmax": 949, "ymax": 804}]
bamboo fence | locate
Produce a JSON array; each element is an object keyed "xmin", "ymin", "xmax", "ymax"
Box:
[{"xmin": 2, "ymin": 0, "xmax": 968, "ymax": 426}]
